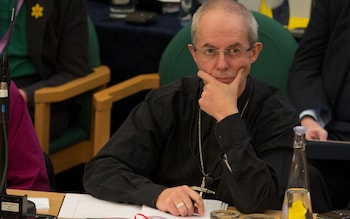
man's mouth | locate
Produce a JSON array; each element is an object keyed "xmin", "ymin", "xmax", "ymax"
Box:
[{"xmin": 217, "ymin": 78, "xmax": 233, "ymax": 84}]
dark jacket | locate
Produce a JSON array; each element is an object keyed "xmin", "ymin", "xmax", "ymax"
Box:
[
  {"xmin": 288, "ymin": 0, "xmax": 350, "ymax": 117},
  {"xmin": 23, "ymin": 0, "xmax": 89, "ymax": 106}
]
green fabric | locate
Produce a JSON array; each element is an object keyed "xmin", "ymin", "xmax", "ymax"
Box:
[
  {"xmin": 159, "ymin": 22, "xmax": 194, "ymax": 86},
  {"xmin": 50, "ymin": 128, "xmax": 88, "ymax": 154},
  {"xmin": 75, "ymin": 16, "xmax": 101, "ymax": 131},
  {"xmin": 250, "ymin": 12, "xmax": 298, "ymax": 95},
  {"xmin": 0, "ymin": 0, "xmax": 10, "ymax": 36},
  {"xmin": 159, "ymin": 11, "xmax": 298, "ymax": 95},
  {"xmin": 1, "ymin": 1, "xmax": 37, "ymax": 78},
  {"xmin": 49, "ymin": 16, "xmax": 100, "ymax": 152},
  {"xmin": 87, "ymin": 16, "xmax": 101, "ymax": 70}
]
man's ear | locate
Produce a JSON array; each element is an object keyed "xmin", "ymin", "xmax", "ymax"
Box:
[
  {"xmin": 249, "ymin": 42, "xmax": 263, "ymax": 63},
  {"xmin": 188, "ymin": 44, "xmax": 198, "ymax": 63}
]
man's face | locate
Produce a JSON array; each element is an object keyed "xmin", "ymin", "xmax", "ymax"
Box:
[{"xmin": 189, "ymin": 10, "xmax": 262, "ymax": 91}]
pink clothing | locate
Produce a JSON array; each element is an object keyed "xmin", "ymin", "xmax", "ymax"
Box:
[{"xmin": 5, "ymin": 81, "xmax": 50, "ymax": 191}]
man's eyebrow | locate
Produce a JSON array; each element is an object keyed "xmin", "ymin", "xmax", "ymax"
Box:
[
  {"xmin": 202, "ymin": 43, "xmax": 215, "ymax": 48},
  {"xmin": 202, "ymin": 42, "xmax": 243, "ymax": 48}
]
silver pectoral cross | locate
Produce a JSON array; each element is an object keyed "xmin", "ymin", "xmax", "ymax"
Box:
[{"xmin": 191, "ymin": 177, "xmax": 215, "ymax": 196}]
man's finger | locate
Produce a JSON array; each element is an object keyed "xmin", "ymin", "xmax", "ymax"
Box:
[
  {"xmin": 229, "ymin": 68, "xmax": 245, "ymax": 89},
  {"xmin": 197, "ymin": 70, "xmax": 215, "ymax": 84}
]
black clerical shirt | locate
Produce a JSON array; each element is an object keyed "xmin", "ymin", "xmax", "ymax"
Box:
[{"xmin": 83, "ymin": 76, "xmax": 299, "ymax": 213}]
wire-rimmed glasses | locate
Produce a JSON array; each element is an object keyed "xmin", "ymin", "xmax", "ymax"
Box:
[{"xmin": 193, "ymin": 45, "xmax": 254, "ymax": 61}]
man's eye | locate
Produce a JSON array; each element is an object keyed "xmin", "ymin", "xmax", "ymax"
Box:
[
  {"xmin": 228, "ymin": 48, "xmax": 240, "ymax": 55},
  {"xmin": 204, "ymin": 49, "xmax": 217, "ymax": 55}
]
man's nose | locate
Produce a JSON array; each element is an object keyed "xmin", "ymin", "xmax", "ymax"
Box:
[{"xmin": 216, "ymin": 52, "xmax": 229, "ymax": 69}]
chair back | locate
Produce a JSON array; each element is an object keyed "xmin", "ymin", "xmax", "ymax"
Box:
[
  {"xmin": 250, "ymin": 11, "xmax": 298, "ymax": 95},
  {"xmin": 159, "ymin": 11, "xmax": 298, "ymax": 95},
  {"xmin": 158, "ymin": 23, "xmax": 195, "ymax": 86},
  {"xmin": 49, "ymin": 16, "xmax": 101, "ymax": 153},
  {"xmin": 75, "ymin": 16, "xmax": 101, "ymax": 133}
]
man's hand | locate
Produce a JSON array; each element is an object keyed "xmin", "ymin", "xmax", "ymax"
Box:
[
  {"xmin": 197, "ymin": 69, "xmax": 245, "ymax": 122},
  {"xmin": 301, "ymin": 116, "xmax": 328, "ymax": 141},
  {"xmin": 155, "ymin": 185, "xmax": 205, "ymax": 216}
]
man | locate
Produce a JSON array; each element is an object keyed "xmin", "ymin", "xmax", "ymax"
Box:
[
  {"xmin": 84, "ymin": 0, "xmax": 328, "ymax": 215},
  {"xmin": 288, "ymin": 0, "xmax": 350, "ymax": 210},
  {"xmin": 0, "ymin": 0, "xmax": 89, "ymax": 140}
]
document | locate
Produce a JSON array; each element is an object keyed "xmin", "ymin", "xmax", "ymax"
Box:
[
  {"xmin": 140, "ymin": 200, "xmax": 228, "ymax": 219},
  {"xmin": 58, "ymin": 193, "xmax": 140, "ymax": 218},
  {"xmin": 28, "ymin": 197, "xmax": 50, "ymax": 210},
  {"xmin": 58, "ymin": 193, "xmax": 227, "ymax": 219}
]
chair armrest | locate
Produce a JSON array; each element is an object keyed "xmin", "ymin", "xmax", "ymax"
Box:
[
  {"xmin": 35, "ymin": 65, "xmax": 110, "ymax": 103},
  {"xmin": 93, "ymin": 73, "xmax": 160, "ymax": 154},
  {"xmin": 35, "ymin": 65, "xmax": 111, "ymax": 154}
]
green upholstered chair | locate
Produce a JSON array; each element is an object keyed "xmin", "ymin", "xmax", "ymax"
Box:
[
  {"xmin": 92, "ymin": 11, "xmax": 297, "ymax": 152},
  {"xmin": 34, "ymin": 17, "xmax": 111, "ymax": 174},
  {"xmin": 250, "ymin": 11, "xmax": 298, "ymax": 95}
]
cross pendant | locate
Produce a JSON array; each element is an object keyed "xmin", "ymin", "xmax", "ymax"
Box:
[{"xmin": 190, "ymin": 177, "xmax": 215, "ymax": 196}]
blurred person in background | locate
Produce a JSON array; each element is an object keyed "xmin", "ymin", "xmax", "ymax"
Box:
[{"xmin": 288, "ymin": 0, "xmax": 350, "ymax": 210}]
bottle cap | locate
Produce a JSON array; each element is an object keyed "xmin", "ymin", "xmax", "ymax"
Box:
[{"xmin": 293, "ymin": 126, "xmax": 307, "ymax": 135}]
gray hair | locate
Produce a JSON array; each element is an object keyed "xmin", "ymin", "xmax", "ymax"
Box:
[{"xmin": 191, "ymin": 0, "xmax": 258, "ymax": 46}]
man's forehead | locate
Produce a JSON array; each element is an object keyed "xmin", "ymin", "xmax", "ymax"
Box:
[{"xmin": 196, "ymin": 12, "xmax": 247, "ymax": 38}]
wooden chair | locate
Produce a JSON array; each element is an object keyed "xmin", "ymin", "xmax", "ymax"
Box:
[
  {"xmin": 92, "ymin": 11, "xmax": 298, "ymax": 153},
  {"xmin": 34, "ymin": 17, "xmax": 111, "ymax": 174}
]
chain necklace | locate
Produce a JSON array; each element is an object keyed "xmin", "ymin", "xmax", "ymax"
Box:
[
  {"xmin": 197, "ymin": 84, "xmax": 250, "ymax": 192},
  {"xmin": 198, "ymin": 109, "xmax": 208, "ymax": 178}
]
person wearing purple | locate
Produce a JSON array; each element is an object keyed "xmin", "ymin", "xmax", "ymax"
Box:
[{"xmin": 5, "ymin": 81, "xmax": 50, "ymax": 191}]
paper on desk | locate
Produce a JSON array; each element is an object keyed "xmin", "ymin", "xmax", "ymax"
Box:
[
  {"xmin": 28, "ymin": 197, "xmax": 50, "ymax": 210},
  {"xmin": 58, "ymin": 193, "xmax": 140, "ymax": 218},
  {"xmin": 141, "ymin": 199, "xmax": 228, "ymax": 219},
  {"xmin": 58, "ymin": 193, "xmax": 228, "ymax": 219}
]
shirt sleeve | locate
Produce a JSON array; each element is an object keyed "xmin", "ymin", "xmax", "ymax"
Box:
[
  {"xmin": 213, "ymin": 91, "xmax": 298, "ymax": 213},
  {"xmin": 299, "ymin": 108, "xmax": 330, "ymax": 127}
]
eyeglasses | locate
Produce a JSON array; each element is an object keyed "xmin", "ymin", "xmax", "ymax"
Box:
[{"xmin": 194, "ymin": 45, "xmax": 254, "ymax": 60}]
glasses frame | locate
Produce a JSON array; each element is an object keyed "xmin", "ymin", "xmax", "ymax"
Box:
[{"xmin": 193, "ymin": 44, "xmax": 255, "ymax": 60}]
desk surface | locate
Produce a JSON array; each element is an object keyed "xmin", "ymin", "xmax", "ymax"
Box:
[
  {"xmin": 7, "ymin": 189, "xmax": 65, "ymax": 217},
  {"xmin": 306, "ymin": 140, "xmax": 350, "ymax": 160},
  {"xmin": 4, "ymin": 189, "xmax": 317, "ymax": 219},
  {"xmin": 228, "ymin": 207, "xmax": 281, "ymax": 219}
]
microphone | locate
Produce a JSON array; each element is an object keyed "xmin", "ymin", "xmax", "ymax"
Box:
[
  {"xmin": 0, "ymin": 0, "xmax": 17, "ymax": 196},
  {"xmin": 0, "ymin": 48, "xmax": 10, "ymax": 126},
  {"xmin": 0, "ymin": 0, "xmax": 19, "ymax": 126},
  {"xmin": 0, "ymin": 0, "xmax": 37, "ymax": 218}
]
